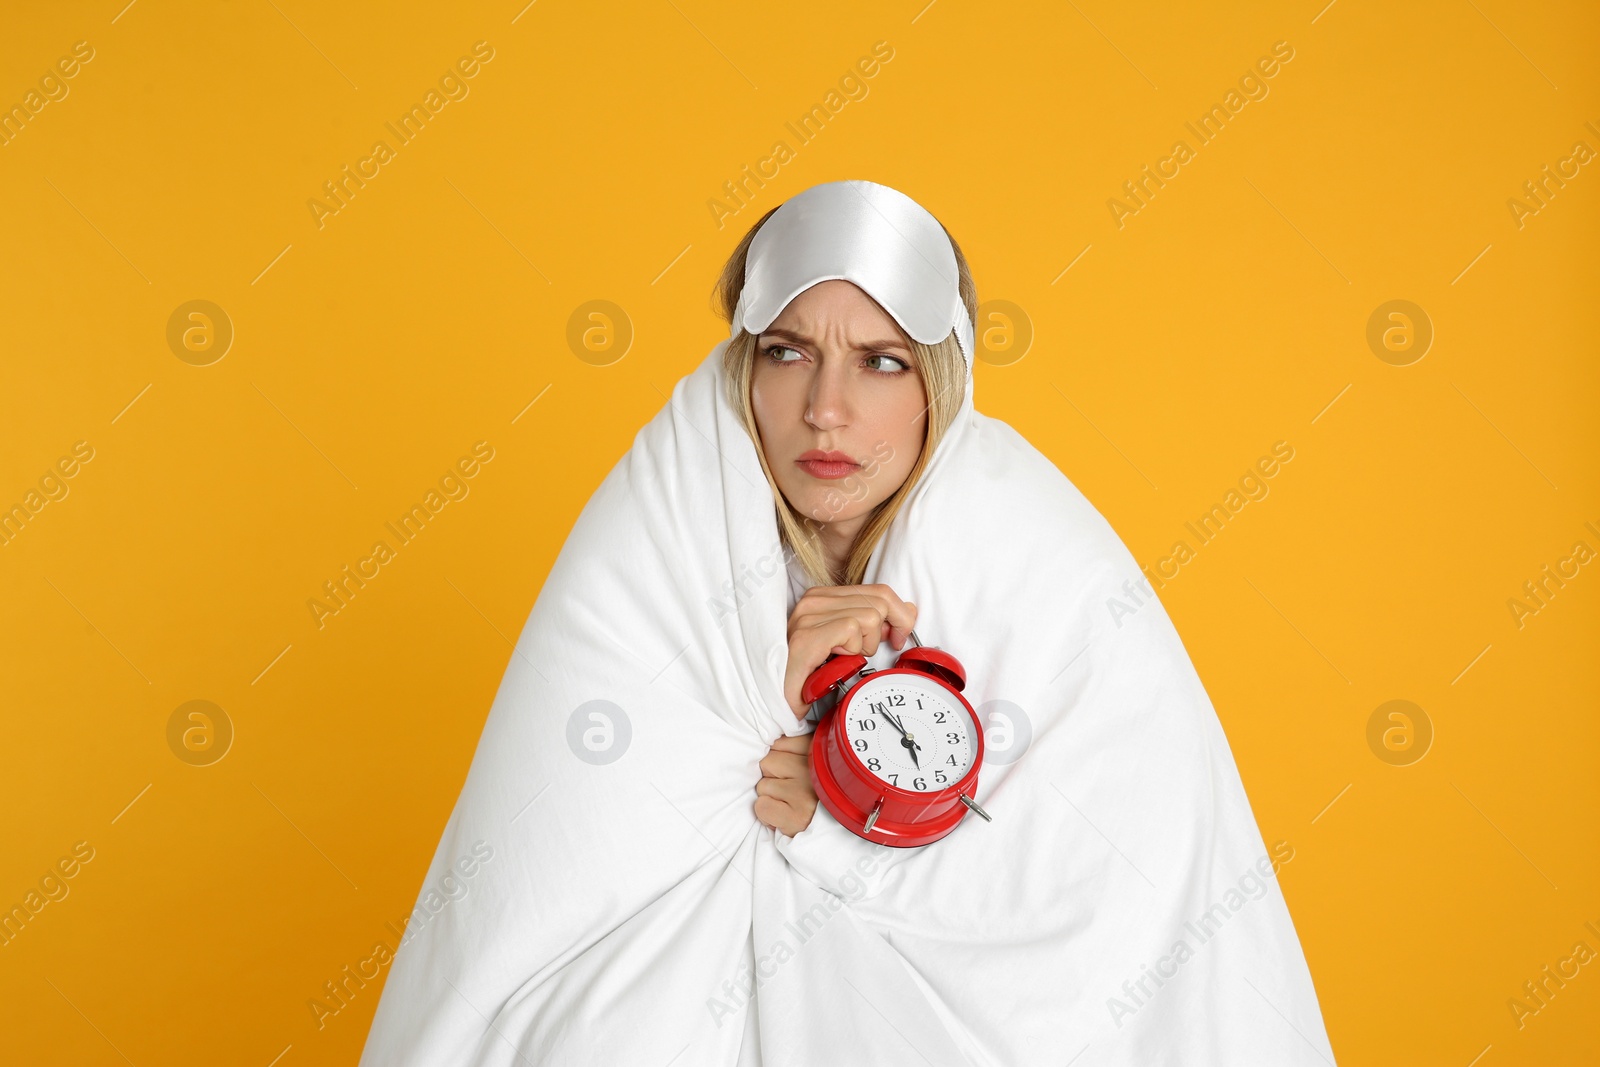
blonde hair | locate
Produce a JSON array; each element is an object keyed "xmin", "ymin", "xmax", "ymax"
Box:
[{"xmin": 713, "ymin": 203, "xmax": 976, "ymax": 588}]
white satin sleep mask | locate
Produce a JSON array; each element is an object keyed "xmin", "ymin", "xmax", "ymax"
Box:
[{"xmin": 728, "ymin": 179, "xmax": 974, "ymax": 367}]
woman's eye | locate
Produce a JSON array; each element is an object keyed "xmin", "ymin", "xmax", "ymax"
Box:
[
  {"xmin": 865, "ymin": 353, "xmax": 910, "ymax": 374},
  {"xmin": 765, "ymin": 344, "xmax": 804, "ymax": 363}
]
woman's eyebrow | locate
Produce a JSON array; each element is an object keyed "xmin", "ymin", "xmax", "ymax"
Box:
[{"xmin": 760, "ymin": 327, "xmax": 909, "ymax": 352}]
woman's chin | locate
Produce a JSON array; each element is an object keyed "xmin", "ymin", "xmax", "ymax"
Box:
[
  {"xmin": 774, "ymin": 479, "xmax": 877, "ymax": 527},
  {"xmin": 804, "ymin": 498, "xmax": 872, "ymax": 526}
]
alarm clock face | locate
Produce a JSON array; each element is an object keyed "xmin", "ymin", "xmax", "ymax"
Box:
[{"xmin": 842, "ymin": 671, "xmax": 977, "ymax": 792}]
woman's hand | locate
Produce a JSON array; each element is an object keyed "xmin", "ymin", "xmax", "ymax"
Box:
[
  {"xmin": 754, "ymin": 733, "xmax": 818, "ymax": 837},
  {"xmin": 783, "ymin": 583, "xmax": 919, "ymax": 719}
]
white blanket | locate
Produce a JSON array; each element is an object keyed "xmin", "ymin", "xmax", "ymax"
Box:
[{"xmin": 360, "ymin": 341, "xmax": 1336, "ymax": 1066}]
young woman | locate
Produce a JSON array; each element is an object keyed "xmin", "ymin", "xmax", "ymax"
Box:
[
  {"xmin": 361, "ymin": 180, "xmax": 1336, "ymax": 1066},
  {"xmin": 718, "ymin": 223, "xmax": 973, "ymax": 839}
]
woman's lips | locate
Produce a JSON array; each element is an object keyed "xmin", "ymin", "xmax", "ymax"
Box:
[{"xmin": 796, "ymin": 457, "xmax": 861, "ymax": 480}]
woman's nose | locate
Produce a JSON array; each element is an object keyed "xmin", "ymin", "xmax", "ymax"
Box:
[{"xmin": 804, "ymin": 359, "xmax": 849, "ymax": 429}]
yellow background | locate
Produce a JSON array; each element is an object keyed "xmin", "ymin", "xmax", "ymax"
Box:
[{"xmin": 2, "ymin": 1, "xmax": 1596, "ymax": 1064}]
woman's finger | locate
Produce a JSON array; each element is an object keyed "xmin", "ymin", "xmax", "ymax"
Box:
[
  {"xmin": 755, "ymin": 776, "xmax": 803, "ymax": 802},
  {"xmin": 769, "ymin": 733, "xmax": 812, "ymax": 756},
  {"xmin": 808, "ymin": 606, "xmax": 885, "ymax": 656},
  {"xmin": 850, "ymin": 584, "xmax": 917, "ymax": 650},
  {"xmin": 781, "ymin": 583, "xmax": 919, "ymax": 719},
  {"xmin": 758, "ymin": 751, "xmax": 808, "ymax": 780},
  {"xmin": 756, "ymin": 779, "xmax": 815, "ymax": 825},
  {"xmin": 838, "ymin": 585, "xmax": 917, "ymax": 650},
  {"xmin": 795, "ymin": 590, "xmax": 917, "ymax": 654},
  {"xmin": 793, "ymin": 618, "xmax": 865, "ymax": 707},
  {"xmin": 783, "ymin": 608, "xmax": 901, "ymax": 716},
  {"xmin": 797, "ymin": 585, "xmax": 918, "ymax": 649},
  {"xmin": 783, "ymin": 615, "xmax": 862, "ymax": 714},
  {"xmin": 753, "ymin": 795, "xmax": 791, "ymax": 829}
]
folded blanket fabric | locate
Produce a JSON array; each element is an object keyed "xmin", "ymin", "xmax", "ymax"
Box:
[{"xmin": 359, "ymin": 340, "xmax": 1336, "ymax": 1066}]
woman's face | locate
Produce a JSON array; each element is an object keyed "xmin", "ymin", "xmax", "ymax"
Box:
[{"xmin": 750, "ymin": 280, "xmax": 928, "ymax": 530}]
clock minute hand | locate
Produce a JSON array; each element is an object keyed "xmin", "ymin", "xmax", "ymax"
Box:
[
  {"xmin": 879, "ymin": 709, "xmax": 920, "ymax": 747},
  {"xmin": 896, "ymin": 713, "xmax": 923, "ymax": 752},
  {"xmin": 877, "ymin": 707, "xmax": 908, "ymax": 737},
  {"xmin": 877, "ymin": 708, "xmax": 923, "ymax": 768}
]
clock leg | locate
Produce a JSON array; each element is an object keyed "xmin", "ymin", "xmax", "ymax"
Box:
[
  {"xmin": 957, "ymin": 793, "xmax": 993, "ymax": 822},
  {"xmin": 863, "ymin": 796, "xmax": 885, "ymax": 833}
]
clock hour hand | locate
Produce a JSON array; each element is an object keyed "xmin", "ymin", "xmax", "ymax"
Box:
[{"xmin": 896, "ymin": 714, "xmax": 923, "ymax": 753}]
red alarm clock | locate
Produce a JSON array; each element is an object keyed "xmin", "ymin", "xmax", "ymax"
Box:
[{"xmin": 803, "ymin": 630, "xmax": 993, "ymax": 848}]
